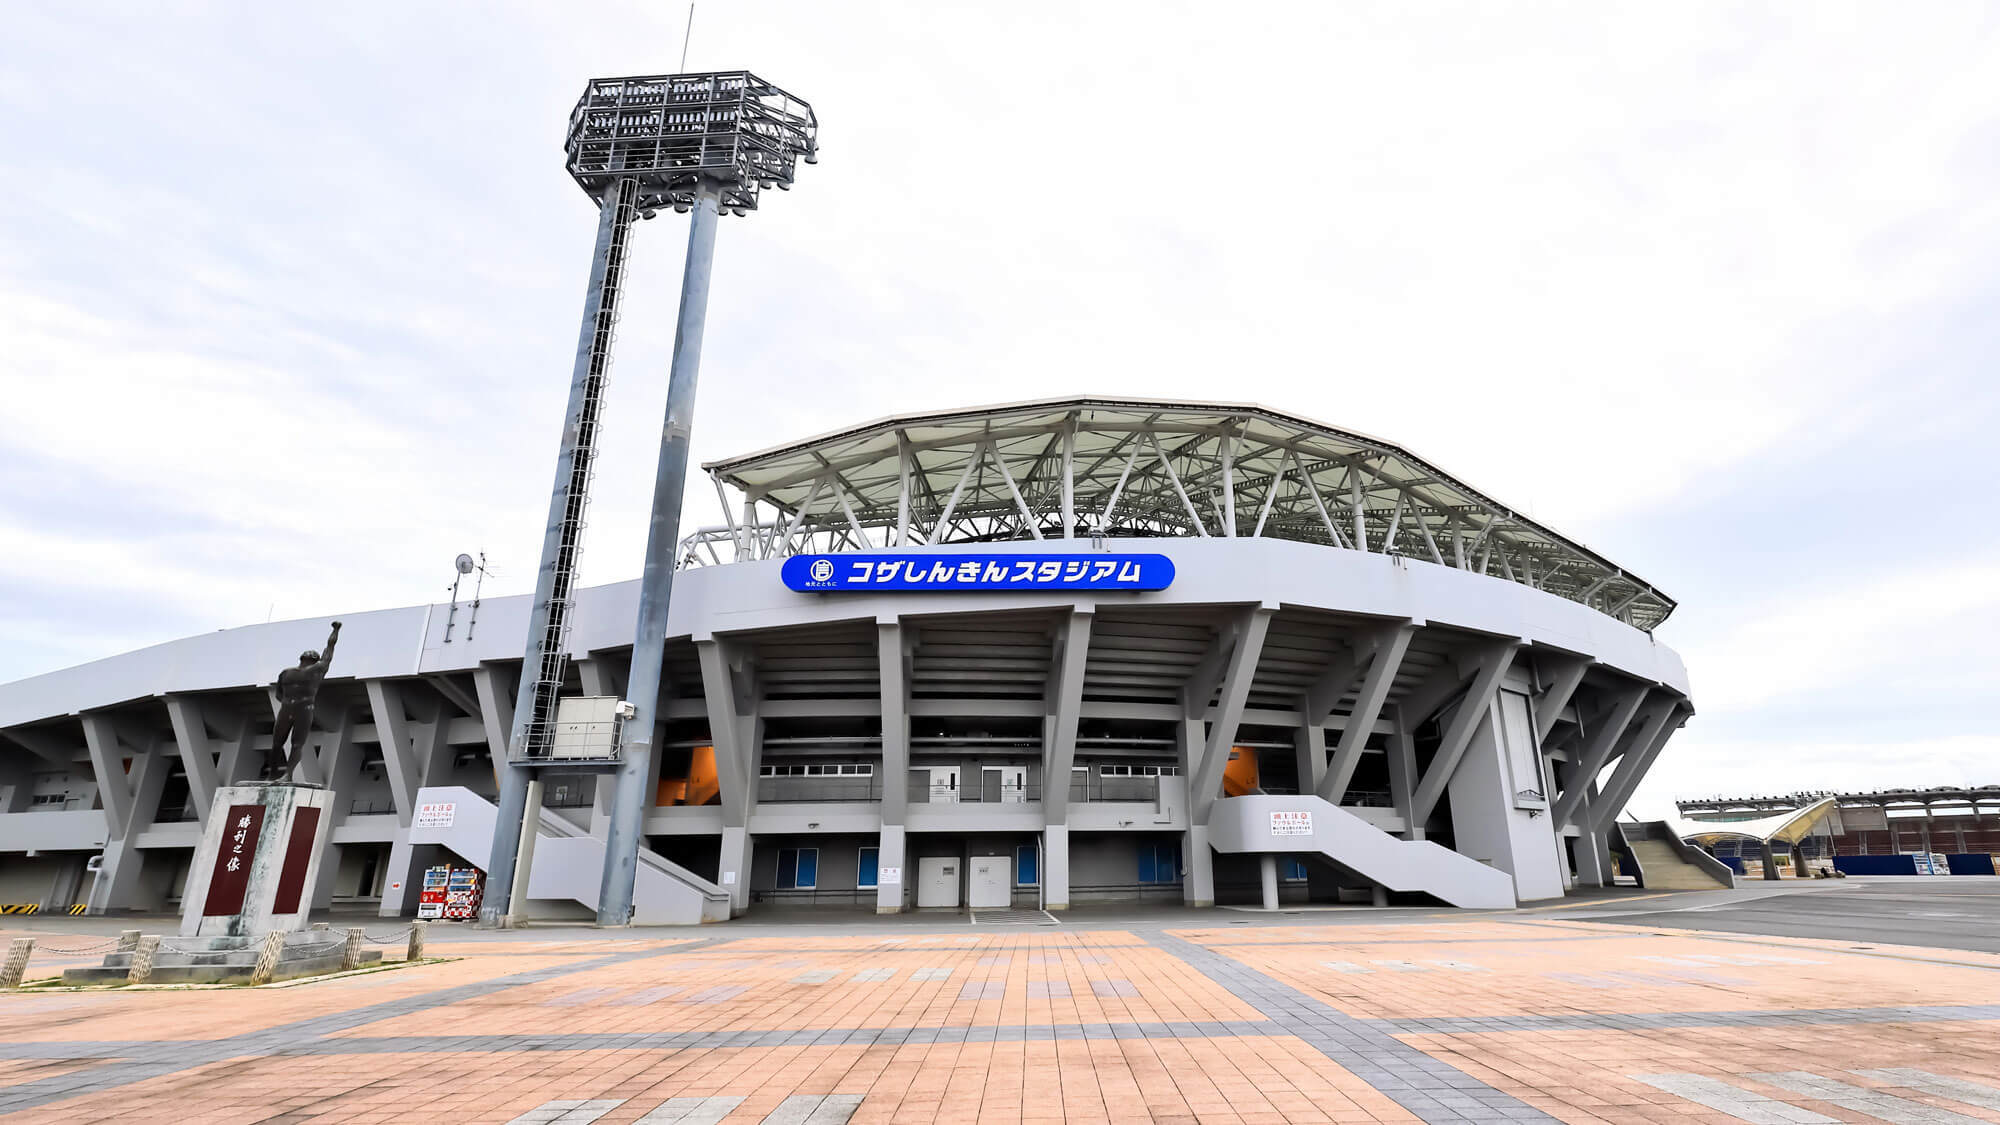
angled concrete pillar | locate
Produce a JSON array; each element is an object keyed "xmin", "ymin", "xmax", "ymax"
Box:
[
  {"xmin": 1386, "ymin": 716, "xmax": 1421, "ymax": 839},
  {"xmin": 1410, "ymin": 640, "xmax": 1521, "ymax": 825},
  {"xmin": 1321, "ymin": 622, "xmax": 1415, "ymax": 803},
  {"xmin": 1183, "ymin": 823, "xmax": 1214, "ymax": 908},
  {"xmin": 875, "ymin": 824, "xmax": 906, "ymax": 914},
  {"xmin": 164, "ymin": 696, "xmax": 220, "ymax": 824},
  {"xmin": 720, "ymin": 824, "xmax": 751, "ymax": 914},
  {"xmin": 1190, "ymin": 607, "xmax": 1273, "ymax": 825},
  {"xmin": 1040, "ymin": 610, "xmax": 1093, "ymax": 825},
  {"xmin": 1259, "ymin": 855, "xmax": 1279, "ymax": 910},
  {"xmin": 1551, "ymin": 686, "xmax": 1648, "ymax": 828},
  {"xmin": 1042, "ymin": 824, "xmax": 1070, "ymax": 910}
]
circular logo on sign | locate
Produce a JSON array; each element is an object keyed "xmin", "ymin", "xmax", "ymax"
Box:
[{"xmin": 809, "ymin": 558, "xmax": 835, "ymax": 582}]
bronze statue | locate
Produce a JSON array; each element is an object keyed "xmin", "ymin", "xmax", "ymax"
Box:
[{"xmin": 268, "ymin": 621, "xmax": 340, "ymax": 784}]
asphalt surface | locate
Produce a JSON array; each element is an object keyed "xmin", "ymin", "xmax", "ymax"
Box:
[
  {"xmin": 1567, "ymin": 876, "xmax": 2000, "ymax": 953},
  {"xmin": 17, "ymin": 877, "xmax": 2000, "ymax": 952}
]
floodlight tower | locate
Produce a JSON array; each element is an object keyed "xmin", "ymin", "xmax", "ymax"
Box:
[{"xmin": 480, "ymin": 72, "xmax": 817, "ymax": 929}]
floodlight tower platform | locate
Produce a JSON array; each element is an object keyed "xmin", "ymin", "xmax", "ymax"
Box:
[{"xmin": 482, "ymin": 70, "xmax": 817, "ymax": 929}]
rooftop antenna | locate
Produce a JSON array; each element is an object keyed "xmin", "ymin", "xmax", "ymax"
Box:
[
  {"xmin": 680, "ymin": 3, "xmax": 696, "ymax": 71},
  {"xmin": 444, "ymin": 552, "xmax": 490, "ymax": 643}
]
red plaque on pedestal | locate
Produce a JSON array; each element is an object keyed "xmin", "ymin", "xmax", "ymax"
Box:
[
  {"xmin": 201, "ymin": 804, "xmax": 264, "ymax": 917},
  {"xmin": 270, "ymin": 806, "xmax": 322, "ymax": 914}
]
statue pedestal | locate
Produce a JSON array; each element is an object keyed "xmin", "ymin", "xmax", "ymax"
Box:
[{"xmin": 178, "ymin": 783, "xmax": 332, "ymax": 938}]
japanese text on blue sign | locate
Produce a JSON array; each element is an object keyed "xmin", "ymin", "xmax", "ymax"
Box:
[{"xmin": 782, "ymin": 553, "xmax": 1174, "ymax": 592}]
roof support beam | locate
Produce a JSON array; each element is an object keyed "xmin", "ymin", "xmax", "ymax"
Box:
[
  {"xmin": 927, "ymin": 440, "xmax": 985, "ymax": 545},
  {"xmin": 1149, "ymin": 432, "xmax": 1208, "ymax": 536},
  {"xmin": 1409, "ymin": 640, "xmax": 1520, "ymax": 825},
  {"xmin": 1221, "ymin": 423, "xmax": 1237, "ymax": 536},
  {"xmin": 894, "ymin": 431, "xmax": 913, "ymax": 547},
  {"xmin": 1292, "ymin": 449, "xmax": 1349, "ymax": 549},
  {"xmin": 775, "ymin": 474, "xmax": 827, "ymax": 555},
  {"xmin": 1098, "ymin": 441, "xmax": 1143, "ymax": 532},
  {"xmin": 1061, "ymin": 413, "xmax": 1076, "ymax": 539},
  {"xmin": 1319, "ymin": 622, "xmax": 1416, "ymax": 804},
  {"xmin": 471, "ymin": 663, "xmax": 516, "ymax": 789},
  {"xmin": 987, "ymin": 437, "xmax": 1043, "ymax": 540}
]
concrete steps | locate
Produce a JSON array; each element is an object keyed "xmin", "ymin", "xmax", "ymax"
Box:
[{"xmin": 1626, "ymin": 836, "xmax": 1732, "ymax": 890}]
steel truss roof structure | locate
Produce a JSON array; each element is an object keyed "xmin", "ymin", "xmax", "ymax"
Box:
[{"xmin": 687, "ymin": 397, "xmax": 1675, "ymax": 630}]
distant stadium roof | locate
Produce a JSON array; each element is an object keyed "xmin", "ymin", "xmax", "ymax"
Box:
[{"xmin": 696, "ymin": 397, "xmax": 1676, "ymax": 629}]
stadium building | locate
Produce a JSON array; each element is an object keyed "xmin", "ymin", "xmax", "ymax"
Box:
[{"xmin": 0, "ymin": 398, "xmax": 1696, "ymax": 921}]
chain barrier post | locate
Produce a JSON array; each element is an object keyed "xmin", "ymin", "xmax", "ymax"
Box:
[
  {"xmin": 127, "ymin": 935, "xmax": 159, "ymax": 985},
  {"xmin": 116, "ymin": 929, "xmax": 140, "ymax": 953},
  {"xmin": 250, "ymin": 932, "xmax": 286, "ymax": 985},
  {"xmin": 342, "ymin": 927, "xmax": 365, "ymax": 971},
  {"xmin": 407, "ymin": 921, "xmax": 427, "ymax": 962},
  {"xmin": 1, "ymin": 939, "xmax": 32, "ymax": 990}
]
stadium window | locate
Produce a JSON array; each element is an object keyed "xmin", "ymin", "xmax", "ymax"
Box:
[
  {"xmin": 1281, "ymin": 858, "xmax": 1309, "ymax": 882},
  {"xmin": 1015, "ymin": 844, "xmax": 1038, "ymax": 887},
  {"xmin": 1136, "ymin": 841, "xmax": 1180, "ymax": 885},
  {"xmin": 776, "ymin": 847, "xmax": 819, "ymax": 890},
  {"xmin": 857, "ymin": 846, "xmax": 879, "ymax": 889}
]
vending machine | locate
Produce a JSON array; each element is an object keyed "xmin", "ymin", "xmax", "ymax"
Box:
[
  {"xmin": 442, "ymin": 867, "xmax": 484, "ymax": 921},
  {"xmin": 417, "ymin": 865, "xmax": 451, "ymax": 920}
]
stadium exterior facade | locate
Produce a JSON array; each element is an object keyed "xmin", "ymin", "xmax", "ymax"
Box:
[{"xmin": 0, "ymin": 398, "xmax": 1693, "ymax": 920}]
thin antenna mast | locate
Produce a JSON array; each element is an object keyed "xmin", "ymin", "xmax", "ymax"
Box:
[{"xmin": 679, "ymin": 3, "xmax": 696, "ymax": 71}]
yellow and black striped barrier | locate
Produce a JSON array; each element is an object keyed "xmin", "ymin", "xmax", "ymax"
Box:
[{"xmin": 0, "ymin": 905, "xmax": 87, "ymax": 915}]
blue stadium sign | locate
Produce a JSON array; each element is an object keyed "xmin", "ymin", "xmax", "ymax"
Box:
[{"xmin": 782, "ymin": 553, "xmax": 1175, "ymax": 593}]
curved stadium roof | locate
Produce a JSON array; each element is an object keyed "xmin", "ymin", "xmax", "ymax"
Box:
[{"xmin": 692, "ymin": 396, "xmax": 1675, "ymax": 630}]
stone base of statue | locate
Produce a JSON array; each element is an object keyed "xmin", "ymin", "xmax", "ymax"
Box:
[{"xmin": 178, "ymin": 782, "xmax": 332, "ymax": 938}]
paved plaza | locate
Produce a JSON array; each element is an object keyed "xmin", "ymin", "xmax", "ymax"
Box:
[{"xmin": 4, "ymin": 882, "xmax": 2000, "ymax": 1124}]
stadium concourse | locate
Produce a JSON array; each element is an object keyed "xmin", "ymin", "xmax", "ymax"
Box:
[{"xmin": 0, "ymin": 398, "xmax": 1698, "ymax": 923}]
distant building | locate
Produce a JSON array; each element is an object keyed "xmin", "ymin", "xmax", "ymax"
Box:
[{"xmin": 1676, "ymin": 788, "xmax": 2000, "ymax": 876}]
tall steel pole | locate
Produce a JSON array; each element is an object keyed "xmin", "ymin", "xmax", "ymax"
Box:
[
  {"xmin": 597, "ymin": 182, "xmax": 722, "ymax": 925},
  {"xmin": 480, "ymin": 177, "xmax": 639, "ymax": 928}
]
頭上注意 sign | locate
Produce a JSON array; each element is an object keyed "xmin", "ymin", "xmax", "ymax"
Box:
[
  {"xmin": 782, "ymin": 553, "xmax": 1173, "ymax": 593},
  {"xmin": 1270, "ymin": 810, "xmax": 1313, "ymax": 837}
]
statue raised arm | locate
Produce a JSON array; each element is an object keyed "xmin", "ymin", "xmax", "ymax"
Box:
[{"xmin": 268, "ymin": 620, "xmax": 342, "ymax": 784}]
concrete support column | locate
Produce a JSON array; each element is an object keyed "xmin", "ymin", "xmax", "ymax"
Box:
[
  {"xmin": 1573, "ymin": 821, "xmax": 1614, "ymax": 887},
  {"xmin": 1183, "ymin": 824, "xmax": 1214, "ymax": 908},
  {"xmin": 1259, "ymin": 854, "xmax": 1279, "ymax": 910},
  {"xmin": 1294, "ymin": 725, "xmax": 1326, "ymax": 797},
  {"xmin": 720, "ymin": 824, "xmax": 751, "ymax": 915},
  {"xmin": 1042, "ymin": 825, "xmax": 1070, "ymax": 911},
  {"xmin": 875, "ymin": 824, "xmax": 906, "ymax": 914},
  {"xmin": 1760, "ymin": 842, "xmax": 1782, "ymax": 881}
]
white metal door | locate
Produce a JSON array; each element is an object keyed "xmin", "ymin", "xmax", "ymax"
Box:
[
  {"xmin": 968, "ymin": 856, "xmax": 1011, "ymax": 908},
  {"xmin": 928, "ymin": 766, "xmax": 960, "ymax": 804},
  {"xmin": 916, "ymin": 856, "xmax": 959, "ymax": 908},
  {"xmin": 985, "ymin": 766, "xmax": 1028, "ymax": 803}
]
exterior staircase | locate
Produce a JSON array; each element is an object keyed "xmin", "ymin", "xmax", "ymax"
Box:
[
  {"xmin": 1208, "ymin": 795, "xmax": 1517, "ymax": 909},
  {"xmin": 1623, "ymin": 821, "xmax": 1735, "ymax": 890},
  {"xmin": 408, "ymin": 786, "xmax": 731, "ymax": 924}
]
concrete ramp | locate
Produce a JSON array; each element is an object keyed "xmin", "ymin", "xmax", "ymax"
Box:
[
  {"xmin": 408, "ymin": 786, "xmax": 731, "ymax": 924},
  {"xmin": 1209, "ymin": 794, "xmax": 1517, "ymax": 909}
]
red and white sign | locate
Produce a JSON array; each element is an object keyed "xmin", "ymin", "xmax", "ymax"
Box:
[
  {"xmin": 414, "ymin": 802, "xmax": 457, "ymax": 829},
  {"xmin": 1270, "ymin": 810, "xmax": 1314, "ymax": 837}
]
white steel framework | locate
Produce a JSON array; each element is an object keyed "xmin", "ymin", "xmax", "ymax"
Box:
[{"xmin": 685, "ymin": 398, "xmax": 1676, "ymax": 631}]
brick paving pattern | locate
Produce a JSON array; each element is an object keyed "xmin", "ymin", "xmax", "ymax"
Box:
[{"xmin": 1, "ymin": 915, "xmax": 1997, "ymax": 1123}]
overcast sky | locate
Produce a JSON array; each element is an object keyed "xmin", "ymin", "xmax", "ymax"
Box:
[{"xmin": 3, "ymin": 4, "xmax": 1996, "ymax": 815}]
